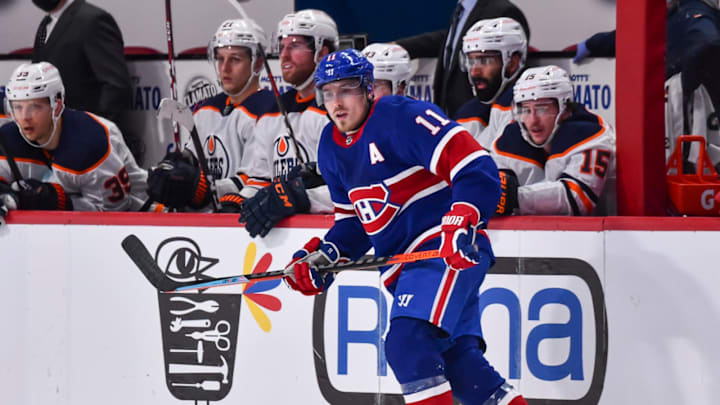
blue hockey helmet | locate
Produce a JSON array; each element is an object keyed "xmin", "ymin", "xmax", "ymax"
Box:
[{"xmin": 314, "ymin": 48, "xmax": 374, "ymax": 104}]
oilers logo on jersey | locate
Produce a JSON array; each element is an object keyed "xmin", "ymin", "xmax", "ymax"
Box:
[
  {"xmin": 273, "ymin": 134, "xmax": 309, "ymax": 177},
  {"xmin": 348, "ymin": 183, "xmax": 401, "ymax": 235},
  {"xmin": 204, "ymin": 134, "xmax": 230, "ymax": 179}
]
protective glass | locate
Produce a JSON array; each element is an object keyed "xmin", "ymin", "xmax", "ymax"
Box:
[
  {"xmin": 275, "ymin": 36, "xmax": 313, "ymax": 56},
  {"xmin": 320, "ymin": 78, "xmax": 365, "ymax": 103},
  {"xmin": 515, "ymin": 101, "xmax": 558, "ymax": 117},
  {"xmin": 460, "ymin": 51, "xmax": 501, "ymax": 72},
  {"xmin": 9, "ymin": 99, "xmax": 51, "ymax": 118}
]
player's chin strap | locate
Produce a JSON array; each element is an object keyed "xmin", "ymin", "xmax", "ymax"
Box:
[
  {"xmin": 521, "ymin": 103, "xmax": 571, "ymax": 149},
  {"xmin": 224, "ymin": 55, "xmax": 263, "ymax": 99},
  {"xmin": 17, "ymin": 103, "xmax": 65, "ymax": 149},
  {"xmin": 290, "ymin": 50, "xmax": 326, "ymax": 92}
]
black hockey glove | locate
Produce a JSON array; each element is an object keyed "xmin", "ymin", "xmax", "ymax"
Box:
[
  {"xmin": 147, "ymin": 150, "xmax": 210, "ymax": 209},
  {"xmin": 239, "ymin": 177, "xmax": 311, "ymax": 238},
  {"xmin": 218, "ymin": 193, "xmax": 244, "ymax": 213},
  {"xmin": 0, "ymin": 182, "xmax": 18, "ymax": 225},
  {"xmin": 494, "ymin": 169, "xmax": 519, "ymax": 216},
  {"xmin": 282, "ymin": 162, "xmax": 326, "ymax": 188},
  {"xmin": 11, "ymin": 179, "xmax": 72, "ymax": 210}
]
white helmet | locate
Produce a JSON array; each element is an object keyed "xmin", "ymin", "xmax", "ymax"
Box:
[
  {"xmin": 208, "ymin": 18, "xmax": 267, "ymax": 96},
  {"xmin": 5, "ymin": 62, "xmax": 65, "ymax": 148},
  {"xmin": 362, "ymin": 43, "xmax": 413, "ymax": 95},
  {"xmin": 460, "ymin": 17, "xmax": 527, "ymax": 102},
  {"xmin": 512, "ymin": 65, "xmax": 573, "ymax": 148},
  {"xmin": 275, "ymin": 9, "xmax": 339, "ymax": 90}
]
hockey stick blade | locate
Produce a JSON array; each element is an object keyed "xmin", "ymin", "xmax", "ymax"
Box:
[
  {"xmin": 166, "ymin": 249, "xmax": 442, "ymax": 293},
  {"xmin": 158, "ymin": 98, "xmax": 194, "ymax": 132},
  {"xmin": 121, "ymin": 234, "xmax": 185, "ymax": 291}
]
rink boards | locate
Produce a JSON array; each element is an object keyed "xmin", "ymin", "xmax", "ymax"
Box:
[{"xmin": 1, "ymin": 213, "xmax": 719, "ymax": 404}]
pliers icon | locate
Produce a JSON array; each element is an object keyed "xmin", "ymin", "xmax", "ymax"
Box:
[{"xmin": 169, "ymin": 296, "xmax": 220, "ymax": 316}]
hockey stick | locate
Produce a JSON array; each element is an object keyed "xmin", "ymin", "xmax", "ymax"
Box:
[
  {"xmin": 226, "ymin": 0, "xmax": 305, "ymax": 165},
  {"xmin": 163, "ymin": 0, "xmax": 182, "ymax": 151},
  {"xmin": 0, "ymin": 132, "xmax": 23, "ymax": 226},
  {"xmin": 122, "ymin": 234, "xmax": 441, "ymax": 292},
  {"xmin": 157, "ymin": 98, "xmax": 221, "ymax": 211}
]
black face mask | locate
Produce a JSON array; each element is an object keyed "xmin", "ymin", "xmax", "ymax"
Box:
[{"xmin": 32, "ymin": 0, "xmax": 62, "ymax": 12}]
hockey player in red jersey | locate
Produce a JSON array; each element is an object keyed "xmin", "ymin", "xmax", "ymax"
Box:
[
  {"xmin": 493, "ymin": 65, "xmax": 616, "ymax": 216},
  {"xmin": 146, "ymin": 18, "xmax": 275, "ymax": 212},
  {"xmin": 283, "ymin": 49, "xmax": 528, "ymax": 405},
  {"xmin": 0, "ymin": 62, "xmax": 149, "ymax": 212}
]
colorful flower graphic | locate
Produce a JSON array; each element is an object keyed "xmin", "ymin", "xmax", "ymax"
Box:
[{"xmin": 241, "ymin": 242, "xmax": 282, "ymax": 332}]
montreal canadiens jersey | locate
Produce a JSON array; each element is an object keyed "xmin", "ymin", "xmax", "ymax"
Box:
[
  {"xmin": 318, "ymin": 95, "xmax": 502, "ymax": 286},
  {"xmin": 492, "ymin": 104, "xmax": 616, "ymax": 215},
  {"xmin": 0, "ymin": 109, "xmax": 149, "ymax": 211},
  {"xmin": 454, "ymin": 84, "xmax": 514, "ymax": 149},
  {"xmin": 238, "ymin": 88, "xmax": 333, "ymax": 213}
]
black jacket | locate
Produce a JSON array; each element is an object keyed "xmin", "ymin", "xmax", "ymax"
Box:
[
  {"xmin": 32, "ymin": 0, "xmax": 131, "ymax": 123},
  {"xmin": 396, "ymin": 0, "xmax": 529, "ymax": 118}
]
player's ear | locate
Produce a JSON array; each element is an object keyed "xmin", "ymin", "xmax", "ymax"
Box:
[
  {"xmin": 506, "ymin": 53, "xmax": 521, "ymax": 78},
  {"xmin": 317, "ymin": 46, "xmax": 330, "ymax": 62},
  {"xmin": 253, "ymin": 55, "xmax": 264, "ymax": 74}
]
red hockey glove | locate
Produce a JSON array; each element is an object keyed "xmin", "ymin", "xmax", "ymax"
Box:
[
  {"xmin": 494, "ymin": 169, "xmax": 519, "ymax": 216},
  {"xmin": 283, "ymin": 237, "xmax": 342, "ymax": 296},
  {"xmin": 440, "ymin": 202, "xmax": 483, "ymax": 270}
]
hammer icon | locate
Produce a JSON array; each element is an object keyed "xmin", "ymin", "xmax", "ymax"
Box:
[{"xmin": 168, "ymin": 355, "xmax": 229, "ymax": 384}]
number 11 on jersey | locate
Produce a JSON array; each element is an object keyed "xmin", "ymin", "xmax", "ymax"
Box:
[{"xmin": 415, "ymin": 109, "xmax": 450, "ymax": 135}]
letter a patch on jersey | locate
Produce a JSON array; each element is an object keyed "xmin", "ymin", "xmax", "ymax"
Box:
[{"xmin": 369, "ymin": 142, "xmax": 385, "ymax": 165}]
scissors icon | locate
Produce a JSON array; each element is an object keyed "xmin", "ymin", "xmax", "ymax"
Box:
[{"xmin": 185, "ymin": 320, "xmax": 231, "ymax": 351}]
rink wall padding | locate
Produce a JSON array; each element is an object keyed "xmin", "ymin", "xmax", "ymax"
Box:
[{"xmin": 2, "ymin": 212, "xmax": 720, "ymax": 404}]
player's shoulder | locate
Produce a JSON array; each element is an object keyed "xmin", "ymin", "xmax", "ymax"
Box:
[
  {"xmin": 242, "ymin": 89, "xmax": 277, "ymax": 118},
  {"xmin": 551, "ymin": 104, "xmax": 609, "ymax": 154},
  {"xmin": 494, "ymin": 121, "xmax": 547, "ymax": 165},
  {"xmin": 0, "ymin": 121, "xmax": 47, "ymax": 162},
  {"xmin": 193, "ymin": 93, "xmax": 227, "ymax": 115},
  {"xmin": 492, "ymin": 84, "xmax": 514, "ymax": 110},
  {"xmin": 377, "ymin": 95, "xmax": 440, "ymax": 117},
  {"xmin": 454, "ymin": 98, "xmax": 491, "ymax": 121},
  {"xmin": 52, "ymin": 110, "xmax": 112, "ymax": 174}
]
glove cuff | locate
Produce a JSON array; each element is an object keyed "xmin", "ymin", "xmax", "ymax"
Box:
[
  {"xmin": 285, "ymin": 177, "xmax": 311, "ymax": 214},
  {"xmin": 51, "ymin": 183, "xmax": 70, "ymax": 210},
  {"xmin": 447, "ymin": 202, "xmax": 480, "ymax": 227},
  {"xmin": 190, "ymin": 171, "xmax": 210, "ymax": 208}
]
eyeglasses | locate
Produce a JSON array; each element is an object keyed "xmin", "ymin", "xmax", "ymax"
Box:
[
  {"xmin": 321, "ymin": 80, "xmax": 366, "ymax": 103},
  {"xmin": 278, "ymin": 37, "xmax": 312, "ymax": 55},
  {"xmin": 465, "ymin": 54, "xmax": 501, "ymax": 67},
  {"xmin": 516, "ymin": 102, "xmax": 557, "ymax": 117}
]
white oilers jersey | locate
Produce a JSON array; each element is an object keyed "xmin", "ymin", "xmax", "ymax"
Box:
[
  {"xmin": 0, "ymin": 110, "xmax": 148, "ymax": 211},
  {"xmin": 453, "ymin": 85, "xmax": 514, "ymax": 149},
  {"xmin": 493, "ymin": 105, "xmax": 616, "ymax": 215},
  {"xmin": 238, "ymin": 88, "xmax": 333, "ymax": 213},
  {"xmin": 189, "ymin": 90, "xmax": 275, "ymax": 181},
  {"xmin": 454, "ymin": 97, "xmax": 491, "ymax": 147},
  {"xmin": 665, "ymin": 73, "xmax": 720, "ymax": 168}
]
